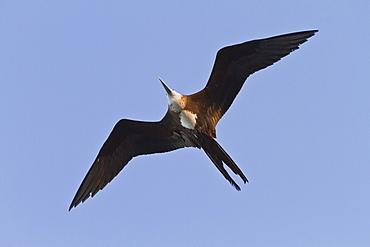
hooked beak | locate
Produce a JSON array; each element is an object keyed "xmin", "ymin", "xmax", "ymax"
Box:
[{"xmin": 158, "ymin": 77, "xmax": 172, "ymax": 95}]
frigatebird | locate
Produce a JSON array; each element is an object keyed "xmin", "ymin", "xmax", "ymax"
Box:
[{"xmin": 69, "ymin": 30, "xmax": 317, "ymax": 210}]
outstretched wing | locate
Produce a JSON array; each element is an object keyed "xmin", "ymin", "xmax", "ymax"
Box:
[
  {"xmin": 69, "ymin": 113, "xmax": 189, "ymax": 210},
  {"xmin": 189, "ymin": 30, "xmax": 318, "ymax": 128}
]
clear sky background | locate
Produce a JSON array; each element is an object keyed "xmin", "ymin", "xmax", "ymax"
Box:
[{"xmin": 2, "ymin": 1, "xmax": 370, "ymax": 246}]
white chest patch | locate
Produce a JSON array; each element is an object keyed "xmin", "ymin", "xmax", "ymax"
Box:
[{"xmin": 180, "ymin": 110, "xmax": 197, "ymax": 129}]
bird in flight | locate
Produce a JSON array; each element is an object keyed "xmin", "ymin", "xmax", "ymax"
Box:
[{"xmin": 69, "ymin": 30, "xmax": 318, "ymax": 210}]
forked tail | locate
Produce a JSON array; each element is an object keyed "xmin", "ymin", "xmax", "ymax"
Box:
[{"xmin": 200, "ymin": 134, "xmax": 248, "ymax": 190}]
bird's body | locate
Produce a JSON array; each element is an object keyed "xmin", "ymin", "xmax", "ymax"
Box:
[{"xmin": 69, "ymin": 30, "xmax": 318, "ymax": 210}]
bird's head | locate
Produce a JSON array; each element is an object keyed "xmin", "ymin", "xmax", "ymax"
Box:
[{"xmin": 158, "ymin": 77, "xmax": 184, "ymax": 110}]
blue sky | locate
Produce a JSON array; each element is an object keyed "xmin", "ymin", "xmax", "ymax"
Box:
[{"xmin": 2, "ymin": 1, "xmax": 370, "ymax": 246}]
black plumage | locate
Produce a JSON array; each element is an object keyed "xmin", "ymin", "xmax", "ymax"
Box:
[{"xmin": 69, "ymin": 30, "xmax": 317, "ymax": 210}]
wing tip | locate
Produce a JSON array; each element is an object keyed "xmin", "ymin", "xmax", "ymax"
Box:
[
  {"xmin": 68, "ymin": 190, "xmax": 91, "ymax": 211},
  {"xmin": 305, "ymin": 29, "xmax": 319, "ymax": 38},
  {"xmin": 68, "ymin": 199, "xmax": 81, "ymax": 211}
]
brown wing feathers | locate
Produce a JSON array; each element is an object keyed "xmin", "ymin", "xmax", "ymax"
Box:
[
  {"xmin": 200, "ymin": 30, "xmax": 318, "ymax": 125},
  {"xmin": 70, "ymin": 30, "xmax": 317, "ymax": 210}
]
